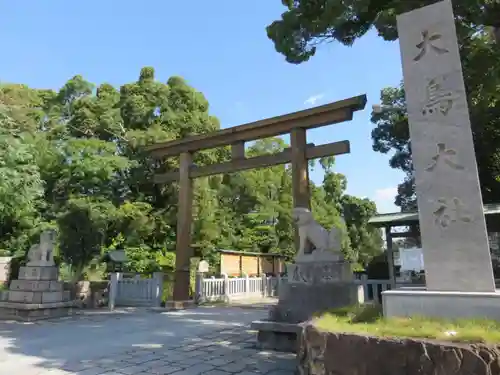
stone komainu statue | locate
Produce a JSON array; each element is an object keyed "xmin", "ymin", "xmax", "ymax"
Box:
[
  {"xmin": 27, "ymin": 230, "xmax": 56, "ymax": 266},
  {"xmin": 292, "ymin": 207, "xmax": 345, "ymax": 258}
]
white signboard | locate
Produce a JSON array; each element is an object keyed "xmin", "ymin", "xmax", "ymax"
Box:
[{"xmin": 399, "ymin": 248, "xmax": 424, "ymax": 271}]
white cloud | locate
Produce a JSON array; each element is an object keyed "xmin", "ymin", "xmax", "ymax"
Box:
[
  {"xmin": 304, "ymin": 93, "xmax": 325, "ymax": 106},
  {"xmin": 373, "ymin": 187, "xmax": 398, "ymax": 213}
]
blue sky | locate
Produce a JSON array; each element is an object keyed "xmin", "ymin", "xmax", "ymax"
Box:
[{"xmin": 0, "ymin": 1, "xmax": 405, "ymax": 213}]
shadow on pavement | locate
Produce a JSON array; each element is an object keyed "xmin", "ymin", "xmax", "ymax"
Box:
[{"xmin": 0, "ymin": 305, "xmax": 296, "ymax": 375}]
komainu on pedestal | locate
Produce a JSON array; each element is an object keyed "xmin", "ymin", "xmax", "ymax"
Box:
[
  {"xmin": 0, "ymin": 230, "xmax": 78, "ymax": 321},
  {"xmin": 252, "ymin": 207, "xmax": 363, "ymax": 352}
]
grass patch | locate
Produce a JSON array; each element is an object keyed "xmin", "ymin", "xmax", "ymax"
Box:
[{"xmin": 314, "ymin": 304, "xmax": 500, "ymax": 344}]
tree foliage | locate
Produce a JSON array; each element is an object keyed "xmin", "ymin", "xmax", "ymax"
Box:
[
  {"xmin": 0, "ymin": 67, "xmax": 382, "ymax": 278},
  {"xmin": 267, "ymin": 0, "xmax": 500, "ymax": 64},
  {"xmin": 0, "ymin": 122, "xmax": 44, "ymax": 254},
  {"xmin": 267, "ymin": 0, "xmax": 500, "ymax": 210}
]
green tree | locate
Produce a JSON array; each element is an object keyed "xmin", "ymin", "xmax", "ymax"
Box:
[
  {"xmin": 371, "ymin": 36, "xmax": 500, "ymax": 209},
  {"xmin": 267, "ymin": 0, "xmax": 500, "ymax": 64},
  {"xmin": 57, "ymin": 198, "xmax": 114, "ymax": 281},
  {"xmin": 341, "ymin": 195, "xmax": 383, "ymax": 266},
  {"xmin": 0, "ymin": 65, "xmax": 384, "ymax": 280},
  {"xmin": 273, "ymin": 169, "xmax": 294, "ymax": 259},
  {"xmin": 227, "ymin": 138, "xmax": 290, "ymax": 255},
  {"xmin": 313, "ymin": 158, "xmax": 382, "ymax": 265},
  {"xmin": 43, "ymin": 68, "xmax": 226, "ymax": 273},
  {"xmin": 0, "ymin": 112, "xmax": 44, "ymax": 254},
  {"xmin": 118, "ymin": 68, "xmax": 224, "ymax": 254},
  {"xmin": 192, "ymin": 177, "xmax": 221, "ymax": 264},
  {"xmin": 267, "ymin": 1, "xmax": 500, "ymax": 211},
  {"xmin": 0, "ymin": 83, "xmax": 51, "ymax": 133},
  {"xmin": 40, "ymin": 138, "xmax": 133, "ymax": 209}
]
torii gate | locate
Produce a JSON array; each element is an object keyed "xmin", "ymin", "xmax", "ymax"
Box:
[{"xmin": 144, "ymin": 94, "xmax": 366, "ymax": 307}]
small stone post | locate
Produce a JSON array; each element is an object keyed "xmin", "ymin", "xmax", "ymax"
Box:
[
  {"xmin": 152, "ymin": 272, "xmax": 163, "ymax": 307},
  {"xmin": 245, "ymin": 273, "xmax": 250, "ymax": 297},
  {"xmin": 195, "ymin": 260, "xmax": 209, "ymax": 304},
  {"xmin": 109, "ymin": 272, "xmax": 122, "ymax": 311},
  {"xmin": 261, "ymin": 273, "xmax": 268, "ymax": 297},
  {"xmin": 222, "ymin": 273, "xmax": 230, "ymax": 302},
  {"xmin": 194, "ymin": 272, "xmax": 204, "ymax": 304}
]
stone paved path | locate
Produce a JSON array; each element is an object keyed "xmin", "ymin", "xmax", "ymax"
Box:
[{"xmin": 0, "ymin": 306, "xmax": 296, "ymax": 375}]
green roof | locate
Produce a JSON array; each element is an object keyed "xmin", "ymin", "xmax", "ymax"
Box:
[{"xmin": 369, "ymin": 202, "xmax": 500, "ymax": 227}]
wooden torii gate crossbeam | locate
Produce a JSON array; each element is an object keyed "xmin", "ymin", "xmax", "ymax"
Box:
[{"xmin": 144, "ymin": 94, "xmax": 367, "ymax": 305}]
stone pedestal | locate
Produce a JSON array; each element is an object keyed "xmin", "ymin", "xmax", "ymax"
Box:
[
  {"xmin": 383, "ymin": 288, "xmax": 500, "ymax": 320},
  {"xmin": 269, "ymin": 261, "xmax": 361, "ymax": 324},
  {"xmin": 252, "ymin": 259, "xmax": 363, "ymax": 352},
  {"xmin": 0, "ymin": 265, "xmax": 77, "ymax": 321}
]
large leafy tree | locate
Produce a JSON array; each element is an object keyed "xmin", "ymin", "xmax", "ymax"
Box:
[
  {"xmin": 0, "ymin": 84, "xmax": 56, "ymax": 256},
  {"xmin": 342, "ymin": 195, "xmax": 383, "ymax": 266},
  {"xmin": 267, "ymin": 0, "xmax": 500, "ymax": 64},
  {"xmin": 267, "ymin": 0, "xmax": 500, "ymax": 210},
  {"xmin": 0, "ymin": 122, "xmax": 44, "ymax": 254},
  {"xmin": 0, "ymin": 65, "xmax": 383, "ymax": 279},
  {"xmin": 371, "ymin": 33, "xmax": 500, "ymax": 210},
  {"xmin": 117, "ymin": 69, "xmax": 224, "ymax": 250},
  {"xmin": 315, "ymin": 160, "xmax": 383, "ymax": 265},
  {"xmin": 50, "ymin": 69, "xmax": 226, "ymax": 276},
  {"xmin": 57, "ymin": 198, "xmax": 114, "ymax": 282}
]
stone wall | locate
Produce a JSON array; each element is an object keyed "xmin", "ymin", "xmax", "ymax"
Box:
[{"xmin": 298, "ymin": 323, "xmax": 500, "ymax": 375}]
